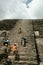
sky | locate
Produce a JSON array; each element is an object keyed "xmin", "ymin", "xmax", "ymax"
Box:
[{"xmin": 0, "ymin": 0, "xmax": 43, "ymax": 20}]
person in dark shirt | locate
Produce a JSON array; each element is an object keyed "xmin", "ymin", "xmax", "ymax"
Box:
[{"xmin": 21, "ymin": 37, "xmax": 27, "ymax": 47}]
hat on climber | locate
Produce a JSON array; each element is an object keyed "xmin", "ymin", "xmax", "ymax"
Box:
[{"xmin": 14, "ymin": 43, "xmax": 16, "ymax": 46}]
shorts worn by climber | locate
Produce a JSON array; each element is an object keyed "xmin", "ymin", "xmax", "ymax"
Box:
[{"xmin": 12, "ymin": 43, "xmax": 17, "ymax": 55}]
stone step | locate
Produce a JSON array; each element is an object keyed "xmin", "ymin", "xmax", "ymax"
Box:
[
  {"xmin": 13, "ymin": 61, "xmax": 37, "ymax": 65},
  {"xmin": 19, "ymin": 54, "xmax": 36, "ymax": 57},
  {"xmin": 8, "ymin": 54, "xmax": 37, "ymax": 61},
  {"xmin": 18, "ymin": 49, "xmax": 36, "ymax": 54},
  {"xmin": 18, "ymin": 47, "xmax": 36, "ymax": 52},
  {"xmin": 40, "ymin": 62, "xmax": 43, "ymax": 65},
  {"xmin": 19, "ymin": 51, "xmax": 36, "ymax": 56},
  {"xmin": 20, "ymin": 56, "xmax": 37, "ymax": 61},
  {"xmin": 19, "ymin": 53, "xmax": 29, "ymax": 56}
]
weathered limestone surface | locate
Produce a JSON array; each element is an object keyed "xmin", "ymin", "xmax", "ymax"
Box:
[
  {"xmin": 33, "ymin": 20, "xmax": 43, "ymax": 62},
  {"xmin": 0, "ymin": 20, "xmax": 43, "ymax": 65}
]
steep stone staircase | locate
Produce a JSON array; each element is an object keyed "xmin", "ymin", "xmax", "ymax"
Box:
[{"xmin": 9, "ymin": 20, "xmax": 37, "ymax": 65}]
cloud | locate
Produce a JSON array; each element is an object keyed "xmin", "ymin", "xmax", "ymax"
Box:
[
  {"xmin": 0, "ymin": 0, "xmax": 43, "ymax": 20},
  {"xmin": 28, "ymin": 0, "xmax": 43, "ymax": 19}
]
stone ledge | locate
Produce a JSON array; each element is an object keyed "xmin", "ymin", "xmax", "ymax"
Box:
[{"xmin": 13, "ymin": 61, "xmax": 38, "ymax": 65}]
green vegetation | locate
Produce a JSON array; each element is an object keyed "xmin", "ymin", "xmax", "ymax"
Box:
[{"xmin": 0, "ymin": 19, "xmax": 18, "ymax": 30}]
